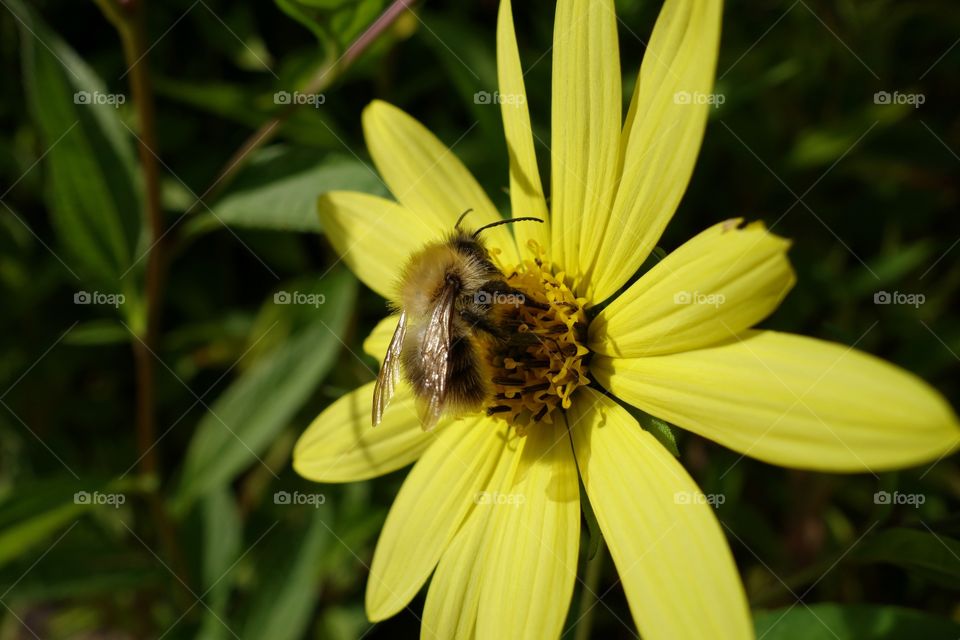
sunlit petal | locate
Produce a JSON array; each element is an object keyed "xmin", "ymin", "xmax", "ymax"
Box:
[
  {"xmin": 551, "ymin": 0, "xmax": 621, "ymax": 294},
  {"xmin": 293, "ymin": 381, "xmax": 432, "ymax": 483},
  {"xmin": 595, "ymin": 332, "xmax": 960, "ymax": 472},
  {"xmin": 477, "ymin": 421, "xmax": 579, "ymax": 640},
  {"xmin": 589, "ymin": 0, "xmax": 723, "ymax": 302},
  {"xmin": 497, "ymin": 0, "xmax": 550, "ymax": 252},
  {"xmin": 421, "ymin": 429, "xmax": 522, "ymax": 640},
  {"xmin": 571, "ymin": 388, "xmax": 752, "ymax": 639},
  {"xmin": 363, "ymin": 100, "xmax": 519, "ymax": 264},
  {"xmin": 591, "ymin": 219, "xmax": 794, "ymax": 357},
  {"xmin": 318, "ymin": 191, "xmax": 444, "ymax": 301},
  {"xmin": 366, "ymin": 419, "xmax": 509, "ymax": 620}
]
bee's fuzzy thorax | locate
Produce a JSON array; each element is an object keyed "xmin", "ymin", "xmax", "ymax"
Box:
[{"xmin": 396, "ymin": 237, "xmax": 496, "ymax": 319}]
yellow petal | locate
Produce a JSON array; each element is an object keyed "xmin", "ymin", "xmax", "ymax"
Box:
[
  {"xmin": 362, "ymin": 100, "xmax": 519, "ymax": 264},
  {"xmin": 366, "ymin": 418, "xmax": 509, "ymax": 621},
  {"xmin": 589, "ymin": 0, "xmax": 723, "ymax": 302},
  {"xmin": 293, "ymin": 381, "xmax": 432, "ymax": 483},
  {"xmin": 318, "ymin": 191, "xmax": 446, "ymax": 301},
  {"xmin": 363, "ymin": 314, "xmax": 402, "ymax": 364},
  {"xmin": 421, "ymin": 431, "xmax": 522, "ymax": 640},
  {"xmin": 421, "ymin": 506, "xmax": 486, "ymax": 640},
  {"xmin": 595, "ymin": 332, "xmax": 960, "ymax": 472},
  {"xmin": 571, "ymin": 389, "xmax": 752, "ymax": 640},
  {"xmin": 551, "ymin": 0, "xmax": 621, "ymax": 294},
  {"xmin": 591, "ymin": 220, "xmax": 794, "ymax": 357},
  {"xmin": 497, "ymin": 0, "xmax": 550, "ymax": 252},
  {"xmin": 476, "ymin": 421, "xmax": 579, "ymax": 640}
]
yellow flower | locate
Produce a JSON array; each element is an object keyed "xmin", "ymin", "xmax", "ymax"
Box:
[{"xmin": 294, "ymin": 0, "xmax": 960, "ymax": 637}]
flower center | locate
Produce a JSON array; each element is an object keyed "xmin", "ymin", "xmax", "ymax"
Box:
[{"xmin": 485, "ymin": 241, "xmax": 590, "ymax": 432}]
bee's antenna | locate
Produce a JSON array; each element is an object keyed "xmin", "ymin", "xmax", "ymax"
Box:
[
  {"xmin": 472, "ymin": 217, "xmax": 544, "ymax": 239},
  {"xmin": 455, "ymin": 208, "xmax": 474, "ymax": 229}
]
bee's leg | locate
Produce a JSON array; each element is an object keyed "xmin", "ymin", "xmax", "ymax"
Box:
[{"xmin": 459, "ymin": 309, "xmax": 506, "ymax": 340}]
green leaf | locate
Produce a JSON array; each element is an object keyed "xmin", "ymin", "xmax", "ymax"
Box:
[
  {"xmin": 0, "ymin": 502, "xmax": 86, "ymax": 570},
  {"xmin": 201, "ymin": 488, "xmax": 242, "ymax": 590},
  {"xmin": 850, "ymin": 527, "xmax": 960, "ymax": 589},
  {"xmin": 199, "ymin": 148, "xmax": 387, "ymax": 233},
  {"xmin": 240, "ymin": 507, "xmax": 331, "ymax": 640},
  {"xmin": 0, "ymin": 477, "xmax": 143, "ymax": 570},
  {"xmin": 152, "ymin": 77, "xmax": 346, "ymax": 149},
  {"xmin": 754, "ymin": 604, "xmax": 960, "ymax": 640},
  {"xmin": 173, "ymin": 269, "xmax": 358, "ymax": 512},
  {"xmin": 849, "ymin": 241, "xmax": 934, "ymax": 296},
  {"xmin": 0, "ymin": 536, "xmax": 160, "ymax": 601},
  {"xmin": 11, "ymin": 0, "xmax": 141, "ymax": 284},
  {"xmin": 194, "ymin": 4, "xmax": 275, "ymax": 73},
  {"xmin": 197, "ymin": 488, "xmax": 243, "ymax": 640},
  {"xmin": 275, "ymin": 0, "xmax": 388, "ymax": 47},
  {"xmin": 62, "ymin": 320, "xmax": 129, "ymax": 346},
  {"xmin": 316, "ymin": 605, "xmax": 370, "ymax": 640},
  {"xmin": 329, "ymin": 0, "xmax": 390, "ymax": 49},
  {"xmin": 626, "ymin": 405, "xmax": 681, "ymax": 457},
  {"xmin": 419, "ymin": 13, "xmax": 502, "ymax": 145},
  {"xmin": 642, "ymin": 416, "xmax": 680, "ymax": 458}
]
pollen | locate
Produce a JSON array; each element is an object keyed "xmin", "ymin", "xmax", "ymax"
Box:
[{"xmin": 486, "ymin": 240, "xmax": 590, "ymax": 432}]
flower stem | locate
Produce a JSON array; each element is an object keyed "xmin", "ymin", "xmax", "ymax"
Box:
[
  {"xmin": 185, "ymin": 0, "xmax": 417, "ymax": 215},
  {"xmin": 574, "ymin": 540, "xmax": 607, "ymax": 640},
  {"xmin": 97, "ymin": 0, "xmax": 190, "ymax": 596}
]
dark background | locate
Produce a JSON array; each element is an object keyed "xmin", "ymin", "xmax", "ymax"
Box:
[{"xmin": 1, "ymin": 0, "xmax": 959, "ymax": 638}]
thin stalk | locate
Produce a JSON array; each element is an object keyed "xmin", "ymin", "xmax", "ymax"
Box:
[
  {"xmin": 99, "ymin": 0, "xmax": 190, "ymax": 597},
  {"xmin": 574, "ymin": 540, "xmax": 607, "ymax": 640},
  {"xmin": 183, "ymin": 0, "xmax": 417, "ymax": 214}
]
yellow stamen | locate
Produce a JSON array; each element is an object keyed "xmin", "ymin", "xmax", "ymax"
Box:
[{"xmin": 486, "ymin": 240, "xmax": 590, "ymax": 433}]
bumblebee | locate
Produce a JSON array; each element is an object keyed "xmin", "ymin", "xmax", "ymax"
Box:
[{"xmin": 372, "ymin": 212, "xmax": 543, "ymax": 430}]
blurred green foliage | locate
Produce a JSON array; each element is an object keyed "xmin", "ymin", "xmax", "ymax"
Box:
[{"xmin": 0, "ymin": 0, "xmax": 959, "ymax": 638}]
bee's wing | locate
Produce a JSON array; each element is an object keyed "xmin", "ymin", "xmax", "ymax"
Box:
[
  {"xmin": 418, "ymin": 281, "xmax": 457, "ymax": 431},
  {"xmin": 372, "ymin": 311, "xmax": 407, "ymax": 426}
]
